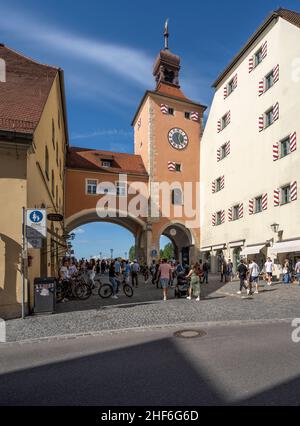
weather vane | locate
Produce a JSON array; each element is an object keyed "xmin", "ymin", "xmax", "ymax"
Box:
[{"xmin": 164, "ymin": 18, "xmax": 169, "ymax": 50}]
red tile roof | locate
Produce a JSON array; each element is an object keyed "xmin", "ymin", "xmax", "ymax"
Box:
[
  {"xmin": 67, "ymin": 147, "xmax": 148, "ymax": 176},
  {"xmin": 0, "ymin": 44, "xmax": 58, "ymax": 134},
  {"xmin": 155, "ymin": 82, "xmax": 191, "ymax": 101}
]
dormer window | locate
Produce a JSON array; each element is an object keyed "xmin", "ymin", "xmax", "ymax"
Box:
[
  {"xmin": 255, "ymin": 48, "xmax": 263, "ymax": 67},
  {"xmin": 102, "ymin": 160, "xmax": 111, "ymax": 168}
]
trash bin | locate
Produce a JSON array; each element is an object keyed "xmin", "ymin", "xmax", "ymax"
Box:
[{"xmin": 34, "ymin": 277, "xmax": 56, "ymax": 314}]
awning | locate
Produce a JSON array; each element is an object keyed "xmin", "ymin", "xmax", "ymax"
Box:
[
  {"xmin": 269, "ymin": 240, "xmax": 300, "ymax": 255},
  {"xmin": 240, "ymin": 244, "xmax": 265, "ymax": 256},
  {"xmin": 229, "ymin": 241, "xmax": 245, "ymax": 248}
]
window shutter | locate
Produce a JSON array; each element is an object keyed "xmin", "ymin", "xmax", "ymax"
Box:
[
  {"xmin": 233, "ymin": 74, "xmax": 238, "ymax": 89},
  {"xmin": 291, "ymin": 181, "xmax": 297, "ymax": 201},
  {"xmin": 223, "ymin": 85, "xmax": 228, "ymax": 99},
  {"xmin": 221, "ymin": 210, "xmax": 225, "ymax": 224},
  {"xmin": 226, "ymin": 111, "xmax": 231, "ymax": 125},
  {"xmin": 249, "ymin": 57, "xmax": 254, "ymax": 73},
  {"xmin": 239, "ymin": 203, "xmax": 244, "ymax": 218},
  {"xmin": 160, "ymin": 104, "xmax": 168, "ymax": 114},
  {"xmin": 262, "ymin": 41, "xmax": 267, "ymax": 59},
  {"xmin": 273, "ymin": 102, "xmax": 279, "ymax": 121},
  {"xmin": 212, "ymin": 180, "xmax": 216, "ymax": 193},
  {"xmin": 273, "ymin": 143, "xmax": 279, "ymax": 161},
  {"xmin": 259, "ymin": 115, "xmax": 264, "ymax": 132},
  {"xmin": 212, "ymin": 213, "xmax": 216, "ymax": 226},
  {"xmin": 221, "ymin": 176, "xmax": 225, "ymax": 190},
  {"xmin": 226, "ymin": 141, "xmax": 230, "ymax": 156},
  {"xmin": 274, "ymin": 64, "xmax": 279, "ymax": 83},
  {"xmin": 258, "ymin": 79, "xmax": 264, "ymax": 96},
  {"xmin": 217, "ymin": 119, "xmax": 221, "ymax": 133},
  {"xmin": 274, "ymin": 189, "xmax": 280, "ymax": 206},
  {"xmin": 290, "ymin": 132, "xmax": 297, "ymax": 152},
  {"xmin": 249, "ymin": 199, "xmax": 254, "ymax": 215},
  {"xmin": 217, "ymin": 148, "xmax": 221, "ymax": 162},
  {"xmin": 228, "ymin": 207, "xmax": 233, "ymax": 222},
  {"xmin": 262, "ymin": 193, "xmax": 268, "ymax": 210}
]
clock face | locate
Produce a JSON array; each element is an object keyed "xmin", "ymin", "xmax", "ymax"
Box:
[{"xmin": 168, "ymin": 128, "xmax": 189, "ymax": 150}]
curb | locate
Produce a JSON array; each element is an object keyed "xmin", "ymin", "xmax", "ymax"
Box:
[{"xmin": 1, "ymin": 317, "xmax": 293, "ymax": 346}]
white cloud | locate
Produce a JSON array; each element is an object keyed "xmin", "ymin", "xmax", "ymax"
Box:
[
  {"xmin": 73, "ymin": 228, "xmax": 85, "ymax": 235},
  {"xmin": 71, "ymin": 128, "xmax": 133, "ymax": 141}
]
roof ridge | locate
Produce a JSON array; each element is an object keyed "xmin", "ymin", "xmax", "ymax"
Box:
[{"xmin": 1, "ymin": 44, "xmax": 60, "ymax": 70}]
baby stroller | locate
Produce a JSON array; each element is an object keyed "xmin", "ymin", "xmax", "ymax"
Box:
[{"xmin": 175, "ymin": 272, "xmax": 190, "ymax": 298}]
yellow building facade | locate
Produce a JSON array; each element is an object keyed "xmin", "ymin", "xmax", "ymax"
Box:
[{"xmin": 0, "ymin": 44, "xmax": 68, "ymax": 319}]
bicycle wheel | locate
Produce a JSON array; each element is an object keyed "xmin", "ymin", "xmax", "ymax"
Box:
[
  {"xmin": 75, "ymin": 283, "xmax": 92, "ymax": 300},
  {"xmin": 98, "ymin": 283, "xmax": 113, "ymax": 299},
  {"xmin": 123, "ymin": 284, "xmax": 133, "ymax": 297},
  {"xmin": 56, "ymin": 282, "xmax": 64, "ymax": 303}
]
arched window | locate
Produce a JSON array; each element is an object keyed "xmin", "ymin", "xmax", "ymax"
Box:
[
  {"xmin": 45, "ymin": 146, "xmax": 49, "ymax": 180},
  {"xmin": 171, "ymin": 188, "xmax": 183, "ymax": 205}
]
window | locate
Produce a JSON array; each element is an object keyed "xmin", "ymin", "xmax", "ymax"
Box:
[
  {"xmin": 51, "ymin": 170, "xmax": 55, "ymax": 196},
  {"xmin": 265, "ymin": 71, "xmax": 274, "ymax": 91},
  {"xmin": 221, "ymin": 144, "xmax": 227, "ymax": 160},
  {"xmin": 228, "ymin": 79, "xmax": 235, "ymax": 95},
  {"xmin": 102, "ymin": 160, "xmax": 111, "ymax": 168},
  {"xmin": 116, "ymin": 182, "xmax": 126, "ymax": 196},
  {"xmin": 255, "ymin": 196, "xmax": 263, "ymax": 213},
  {"xmin": 265, "ymin": 108, "xmax": 274, "ymax": 128},
  {"xmin": 175, "ymin": 163, "xmax": 181, "ymax": 172},
  {"xmin": 233, "ymin": 205, "xmax": 239, "ymax": 221},
  {"xmin": 281, "ymin": 137, "xmax": 290, "ymax": 158},
  {"xmin": 171, "ymin": 188, "xmax": 183, "ymax": 205},
  {"xmin": 216, "ymin": 177, "xmax": 222, "ymax": 192},
  {"xmin": 185, "ymin": 112, "xmax": 190, "ymax": 120},
  {"xmin": 221, "ymin": 114, "xmax": 227, "ymax": 129},
  {"xmin": 86, "ymin": 179, "xmax": 98, "ymax": 195},
  {"xmin": 56, "ymin": 142, "xmax": 59, "ymax": 165},
  {"xmin": 52, "ymin": 119, "xmax": 55, "ymax": 148},
  {"xmin": 216, "ymin": 211, "xmax": 222, "ymax": 226},
  {"xmin": 168, "ymin": 107, "xmax": 174, "ymax": 115},
  {"xmin": 281, "ymin": 185, "xmax": 291, "ymax": 205},
  {"xmin": 45, "ymin": 146, "xmax": 49, "ymax": 180},
  {"xmin": 255, "ymin": 48, "xmax": 263, "ymax": 67}
]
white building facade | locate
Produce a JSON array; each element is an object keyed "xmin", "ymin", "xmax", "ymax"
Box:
[{"xmin": 200, "ymin": 8, "xmax": 300, "ymax": 276}]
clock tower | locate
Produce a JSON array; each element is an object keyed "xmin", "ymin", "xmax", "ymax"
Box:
[{"xmin": 132, "ymin": 22, "xmax": 206, "ymax": 264}]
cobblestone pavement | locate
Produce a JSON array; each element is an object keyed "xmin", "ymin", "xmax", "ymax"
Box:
[{"xmin": 3, "ymin": 274, "xmax": 300, "ymax": 342}]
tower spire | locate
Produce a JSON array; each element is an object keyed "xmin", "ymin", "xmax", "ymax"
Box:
[{"xmin": 164, "ymin": 18, "xmax": 169, "ymax": 50}]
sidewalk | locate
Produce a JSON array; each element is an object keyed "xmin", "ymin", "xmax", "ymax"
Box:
[{"xmin": 2, "ymin": 275, "xmax": 300, "ymax": 343}]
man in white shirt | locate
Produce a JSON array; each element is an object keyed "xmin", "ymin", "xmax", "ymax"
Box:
[
  {"xmin": 249, "ymin": 258, "xmax": 260, "ymax": 294},
  {"xmin": 264, "ymin": 257, "xmax": 274, "ymax": 286},
  {"xmin": 59, "ymin": 259, "xmax": 70, "ymax": 280},
  {"xmin": 295, "ymin": 258, "xmax": 300, "ymax": 285}
]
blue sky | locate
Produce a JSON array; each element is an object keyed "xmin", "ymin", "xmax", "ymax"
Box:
[{"xmin": 1, "ymin": 0, "xmax": 299, "ymax": 258}]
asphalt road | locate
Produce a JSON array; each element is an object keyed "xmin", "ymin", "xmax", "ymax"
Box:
[{"xmin": 1, "ymin": 321, "xmax": 300, "ymax": 406}]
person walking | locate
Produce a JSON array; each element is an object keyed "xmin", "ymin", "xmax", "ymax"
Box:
[
  {"xmin": 186, "ymin": 264, "xmax": 201, "ymax": 301},
  {"xmin": 295, "ymin": 258, "xmax": 300, "ymax": 285},
  {"xmin": 227, "ymin": 259, "xmax": 234, "ymax": 282},
  {"xmin": 131, "ymin": 259, "xmax": 140, "ymax": 288},
  {"xmin": 158, "ymin": 258, "xmax": 172, "ymax": 301},
  {"xmin": 220, "ymin": 258, "xmax": 228, "ymax": 283},
  {"xmin": 202, "ymin": 260, "xmax": 209, "ymax": 284},
  {"xmin": 237, "ymin": 258, "xmax": 249, "ymax": 295},
  {"xmin": 264, "ymin": 257, "xmax": 274, "ymax": 286},
  {"xmin": 282, "ymin": 259, "xmax": 291, "ymax": 285},
  {"xmin": 108, "ymin": 261, "xmax": 119, "ymax": 299},
  {"xmin": 249, "ymin": 258, "xmax": 260, "ymax": 294}
]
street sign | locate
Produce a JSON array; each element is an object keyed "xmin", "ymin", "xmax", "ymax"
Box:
[
  {"xmin": 47, "ymin": 213, "xmax": 64, "ymax": 222},
  {"xmin": 26, "ymin": 209, "xmax": 47, "ymax": 239},
  {"xmin": 28, "ymin": 238, "xmax": 43, "ymax": 249},
  {"xmin": 151, "ymin": 249, "xmax": 158, "ymax": 257}
]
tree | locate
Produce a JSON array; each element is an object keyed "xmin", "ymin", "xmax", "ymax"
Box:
[
  {"xmin": 160, "ymin": 242, "xmax": 174, "ymax": 260},
  {"xmin": 129, "ymin": 246, "xmax": 136, "ymax": 261}
]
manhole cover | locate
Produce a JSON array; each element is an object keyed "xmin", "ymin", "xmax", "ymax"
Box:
[{"xmin": 174, "ymin": 329, "xmax": 207, "ymax": 339}]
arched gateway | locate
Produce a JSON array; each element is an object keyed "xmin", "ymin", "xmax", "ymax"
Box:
[{"xmin": 65, "ymin": 32, "xmax": 206, "ymax": 264}]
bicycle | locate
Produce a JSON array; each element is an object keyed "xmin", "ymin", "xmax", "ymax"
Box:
[
  {"xmin": 98, "ymin": 277, "xmax": 134, "ymax": 299},
  {"xmin": 56, "ymin": 278, "xmax": 90, "ymax": 302}
]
